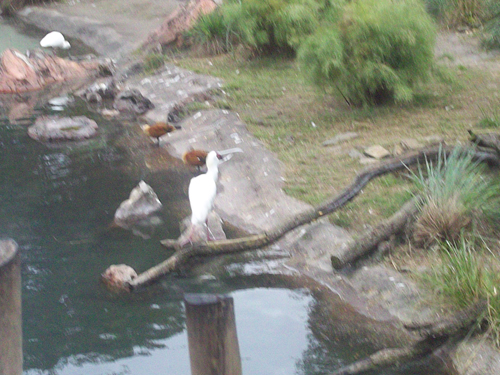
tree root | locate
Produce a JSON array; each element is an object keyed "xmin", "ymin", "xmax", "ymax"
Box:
[
  {"xmin": 331, "ymin": 300, "xmax": 487, "ymax": 375},
  {"xmin": 330, "ymin": 196, "xmax": 422, "ymax": 270}
]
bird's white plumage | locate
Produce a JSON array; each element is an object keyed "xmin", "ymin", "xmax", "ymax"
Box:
[
  {"xmin": 188, "ymin": 151, "xmax": 222, "ymax": 227},
  {"xmin": 189, "ymin": 175, "xmax": 217, "ymax": 225},
  {"xmin": 40, "ymin": 31, "xmax": 71, "ymax": 49}
]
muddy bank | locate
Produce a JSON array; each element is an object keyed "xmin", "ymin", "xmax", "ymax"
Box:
[{"xmin": 16, "ymin": 3, "xmax": 500, "ymax": 374}]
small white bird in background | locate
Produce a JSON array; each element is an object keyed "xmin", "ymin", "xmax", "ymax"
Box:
[{"xmin": 40, "ymin": 31, "xmax": 71, "ymax": 50}]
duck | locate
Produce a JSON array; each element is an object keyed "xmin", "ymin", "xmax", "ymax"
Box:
[
  {"xmin": 141, "ymin": 122, "xmax": 181, "ymax": 145},
  {"xmin": 40, "ymin": 31, "xmax": 71, "ymax": 50},
  {"xmin": 182, "ymin": 148, "xmax": 208, "ymax": 170}
]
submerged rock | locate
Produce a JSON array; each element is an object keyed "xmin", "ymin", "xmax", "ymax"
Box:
[
  {"xmin": 28, "ymin": 115, "xmax": 98, "ymax": 141},
  {"xmin": 0, "ymin": 49, "xmax": 99, "ymax": 93},
  {"xmin": 114, "ymin": 180, "xmax": 163, "ymax": 228}
]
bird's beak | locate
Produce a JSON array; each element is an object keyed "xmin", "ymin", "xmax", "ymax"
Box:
[
  {"xmin": 218, "ymin": 148, "xmax": 243, "ymax": 162},
  {"xmin": 173, "ymin": 124, "xmax": 182, "ymax": 130},
  {"xmin": 218, "ymin": 147, "xmax": 243, "ymax": 156}
]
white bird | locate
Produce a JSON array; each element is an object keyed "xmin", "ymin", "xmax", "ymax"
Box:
[
  {"xmin": 182, "ymin": 151, "xmax": 224, "ymax": 245},
  {"xmin": 40, "ymin": 31, "xmax": 71, "ymax": 50}
]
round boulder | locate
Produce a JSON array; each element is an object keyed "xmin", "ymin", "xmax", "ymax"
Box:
[
  {"xmin": 101, "ymin": 264, "xmax": 137, "ymax": 290},
  {"xmin": 28, "ymin": 115, "xmax": 98, "ymax": 141}
]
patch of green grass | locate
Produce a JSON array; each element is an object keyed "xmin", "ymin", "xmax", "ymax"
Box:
[
  {"xmin": 143, "ymin": 53, "xmax": 167, "ymax": 74},
  {"xmin": 423, "ymin": 236, "xmax": 500, "ymax": 346},
  {"xmin": 478, "ymin": 105, "xmax": 500, "ymax": 128}
]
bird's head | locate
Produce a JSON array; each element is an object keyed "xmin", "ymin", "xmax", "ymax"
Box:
[
  {"xmin": 62, "ymin": 41, "xmax": 71, "ymax": 49},
  {"xmin": 206, "ymin": 151, "xmax": 223, "ymax": 169}
]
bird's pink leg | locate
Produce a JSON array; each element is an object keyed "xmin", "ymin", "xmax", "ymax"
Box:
[{"xmin": 205, "ymin": 220, "xmax": 216, "ymax": 241}]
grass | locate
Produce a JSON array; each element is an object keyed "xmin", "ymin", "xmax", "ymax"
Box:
[
  {"xmin": 402, "ymin": 145, "xmax": 500, "ymax": 344},
  {"xmin": 478, "ymin": 103, "xmax": 500, "ymax": 128},
  {"xmin": 423, "ymin": 237, "xmax": 500, "ymax": 346}
]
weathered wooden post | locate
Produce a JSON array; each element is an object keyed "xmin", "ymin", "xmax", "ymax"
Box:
[
  {"xmin": 184, "ymin": 293, "xmax": 242, "ymax": 375},
  {"xmin": 0, "ymin": 239, "xmax": 22, "ymax": 375}
]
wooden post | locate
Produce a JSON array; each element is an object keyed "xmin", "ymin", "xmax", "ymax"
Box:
[
  {"xmin": 0, "ymin": 239, "xmax": 22, "ymax": 375},
  {"xmin": 184, "ymin": 294, "xmax": 242, "ymax": 375}
]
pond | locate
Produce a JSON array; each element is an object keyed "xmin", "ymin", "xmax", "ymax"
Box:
[{"xmin": 0, "ymin": 17, "xmax": 454, "ymax": 375}]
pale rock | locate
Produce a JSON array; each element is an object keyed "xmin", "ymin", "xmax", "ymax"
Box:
[
  {"xmin": 322, "ymin": 132, "xmax": 358, "ymax": 146},
  {"xmin": 114, "ymin": 181, "xmax": 163, "ymax": 228},
  {"xmin": 28, "ymin": 115, "xmax": 98, "ymax": 141},
  {"xmin": 364, "ymin": 145, "xmax": 391, "ymax": 159},
  {"xmin": 101, "ymin": 264, "xmax": 137, "ymax": 289}
]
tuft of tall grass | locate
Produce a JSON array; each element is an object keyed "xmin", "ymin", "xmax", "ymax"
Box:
[
  {"xmin": 143, "ymin": 53, "xmax": 167, "ymax": 73},
  {"xmin": 424, "ymin": 236, "xmax": 500, "ymax": 346},
  {"xmin": 408, "ymin": 146, "xmax": 500, "ymax": 246},
  {"xmin": 187, "ymin": 10, "xmax": 234, "ymax": 55},
  {"xmin": 478, "ymin": 105, "xmax": 500, "ymax": 128}
]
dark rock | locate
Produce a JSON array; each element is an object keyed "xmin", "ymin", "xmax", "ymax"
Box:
[
  {"xmin": 28, "ymin": 115, "xmax": 98, "ymax": 141},
  {"xmin": 113, "ymin": 88, "xmax": 155, "ymax": 114},
  {"xmin": 77, "ymin": 77, "xmax": 118, "ymax": 103}
]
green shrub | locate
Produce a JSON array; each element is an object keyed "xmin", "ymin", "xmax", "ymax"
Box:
[
  {"xmin": 190, "ymin": 0, "xmax": 338, "ymax": 55},
  {"xmin": 299, "ymin": 0, "xmax": 437, "ymax": 106}
]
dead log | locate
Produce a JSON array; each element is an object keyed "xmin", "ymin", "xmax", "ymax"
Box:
[
  {"xmin": 0, "ymin": 239, "xmax": 22, "ymax": 375},
  {"xmin": 123, "ymin": 145, "xmax": 500, "ymax": 290},
  {"xmin": 330, "ymin": 196, "xmax": 422, "ymax": 270},
  {"xmin": 185, "ymin": 294, "xmax": 242, "ymax": 375},
  {"xmin": 468, "ymin": 129, "xmax": 500, "ymax": 156},
  {"xmin": 331, "ymin": 300, "xmax": 487, "ymax": 375}
]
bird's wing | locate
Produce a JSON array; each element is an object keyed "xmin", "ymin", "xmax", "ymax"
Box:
[{"xmin": 188, "ymin": 174, "xmax": 217, "ymax": 225}]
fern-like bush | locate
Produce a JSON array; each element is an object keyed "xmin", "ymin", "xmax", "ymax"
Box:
[
  {"xmin": 187, "ymin": 9, "xmax": 233, "ymax": 55},
  {"xmin": 299, "ymin": 0, "xmax": 437, "ymax": 106},
  {"xmin": 189, "ymin": 0, "xmax": 336, "ymax": 55}
]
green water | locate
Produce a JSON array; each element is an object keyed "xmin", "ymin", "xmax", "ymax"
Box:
[{"xmin": 0, "ymin": 18, "xmax": 454, "ymax": 375}]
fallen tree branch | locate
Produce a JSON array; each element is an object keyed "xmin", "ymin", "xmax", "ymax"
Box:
[
  {"xmin": 469, "ymin": 129, "xmax": 500, "ymax": 156},
  {"xmin": 330, "ymin": 196, "xmax": 422, "ymax": 270},
  {"xmin": 123, "ymin": 145, "xmax": 500, "ymax": 290},
  {"xmin": 331, "ymin": 300, "xmax": 487, "ymax": 375}
]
